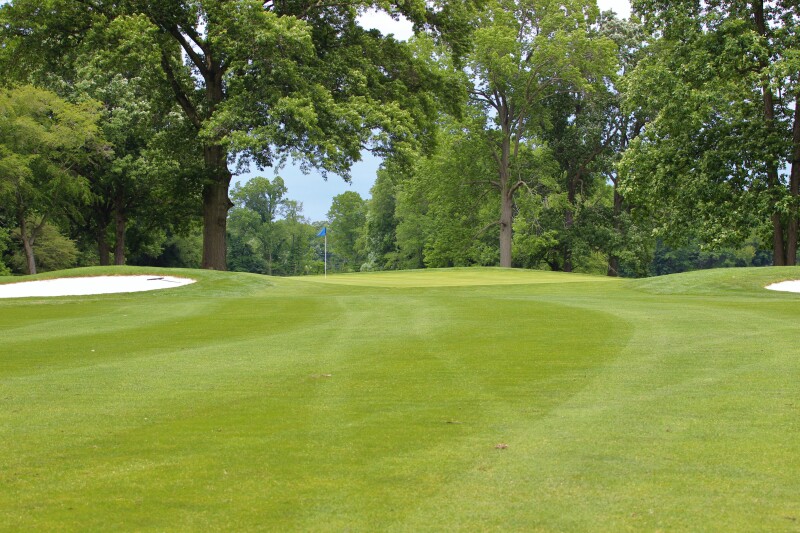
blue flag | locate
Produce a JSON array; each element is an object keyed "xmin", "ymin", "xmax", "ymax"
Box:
[{"xmin": 316, "ymin": 227, "xmax": 327, "ymax": 237}]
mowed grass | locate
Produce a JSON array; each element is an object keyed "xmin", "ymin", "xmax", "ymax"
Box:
[{"xmin": 1, "ymin": 266, "xmax": 799, "ymax": 531}]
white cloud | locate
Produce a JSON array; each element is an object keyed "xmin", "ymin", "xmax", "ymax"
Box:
[
  {"xmin": 357, "ymin": 9, "xmax": 414, "ymax": 41},
  {"xmin": 598, "ymin": 0, "xmax": 632, "ymax": 18}
]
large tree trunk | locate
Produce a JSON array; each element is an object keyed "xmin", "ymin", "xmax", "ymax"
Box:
[
  {"xmin": 772, "ymin": 213, "xmax": 786, "ymax": 266},
  {"xmin": 754, "ymin": 0, "xmax": 789, "ymax": 266},
  {"xmin": 500, "ymin": 187, "xmax": 513, "ymax": 268},
  {"xmin": 18, "ymin": 213, "xmax": 36, "ymax": 275},
  {"xmin": 160, "ymin": 41, "xmax": 232, "ymax": 270},
  {"xmin": 113, "ymin": 193, "xmax": 126, "ymax": 266},
  {"xmin": 765, "ymin": 83, "xmax": 786, "ymax": 265},
  {"xmin": 787, "ymin": 94, "xmax": 800, "ymax": 265},
  {"xmin": 498, "ymin": 123, "xmax": 513, "ymax": 268},
  {"xmin": 97, "ymin": 224, "xmax": 110, "ymax": 266},
  {"xmin": 202, "ymin": 144, "xmax": 234, "ymax": 270}
]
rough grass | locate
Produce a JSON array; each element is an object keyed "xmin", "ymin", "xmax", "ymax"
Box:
[{"xmin": 1, "ymin": 266, "xmax": 799, "ymax": 531}]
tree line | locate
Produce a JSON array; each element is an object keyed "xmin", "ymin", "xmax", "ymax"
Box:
[{"xmin": 1, "ymin": 0, "xmax": 798, "ymax": 277}]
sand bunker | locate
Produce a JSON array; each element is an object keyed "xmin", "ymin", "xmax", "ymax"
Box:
[
  {"xmin": 0, "ymin": 275, "xmax": 195, "ymax": 299},
  {"xmin": 765, "ymin": 280, "xmax": 800, "ymax": 293}
]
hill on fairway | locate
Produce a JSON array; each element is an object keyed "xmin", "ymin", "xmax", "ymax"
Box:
[{"xmin": 1, "ymin": 266, "xmax": 799, "ymax": 531}]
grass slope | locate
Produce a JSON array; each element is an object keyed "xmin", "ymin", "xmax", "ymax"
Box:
[{"xmin": 1, "ymin": 267, "xmax": 799, "ymax": 531}]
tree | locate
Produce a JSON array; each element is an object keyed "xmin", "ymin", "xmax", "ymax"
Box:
[
  {"xmin": 71, "ymin": 19, "xmax": 188, "ymax": 267},
  {"xmin": 623, "ymin": 0, "xmax": 800, "ymax": 265},
  {"xmin": 274, "ymin": 200, "xmax": 316, "ymax": 276},
  {"xmin": 9, "ymin": 221, "xmax": 80, "ymax": 274},
  {"xmin": 463, "ymin": 0, "xmax": 617, "ymax": 267},
  {"xmin": 598, "ymin": 12, "xmax": 651, "ymax": 276},
  {"xmin": 228, "ymin": 176, "xmax": 288, "ymax": 275},
  {"xmin": 393, "ymin": 167, "xmax": 431, "ymax": 270},
  {"xmin": 537, "ymin": 12, "xmax": 652, "ymax": 275},
  {"xmin": 412, "ymin": 118, "xmax": 500, "ymax": 267},
  {"xmin": 1, "ymin": 0, "xmax": 477, "ymax": 270},
  {"xmin": 540, "ymin": 84, "xmax": 616, "ymax": 272},
  {"xmin": 0, "ymin": 223, "xmax": 12, "ymax": 276},
  {"xmin": 365, "ymin": 167, "xmax": 400, "ymax": 270},
  {"xmin": 0, "ymin": 86, "xmax": 106, "ymax": 274},
  {"xmin": 327, "ymin": 191, "xmax": 367, "ymax": 271}
]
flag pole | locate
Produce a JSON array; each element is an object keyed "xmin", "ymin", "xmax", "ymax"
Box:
[{"xmin": 317, "ymin": 226, "xmax": 328, "ymax": 278}]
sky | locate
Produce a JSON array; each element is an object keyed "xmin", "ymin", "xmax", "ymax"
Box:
[{"xmin": 240, "ymin": 0, "xmax": 633, "ymax": 222}]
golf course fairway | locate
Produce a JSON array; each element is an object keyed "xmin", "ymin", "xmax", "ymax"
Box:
[{"xmin": 1, "ymin": 266, "xmax": 798, "ymax": 531}]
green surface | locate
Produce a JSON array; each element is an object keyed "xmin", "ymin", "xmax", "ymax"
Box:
[{"xmin": 1, "ymin": 266, "xmax": 799, "ymax": 531}]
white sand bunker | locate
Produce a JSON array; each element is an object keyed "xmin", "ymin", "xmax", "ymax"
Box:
[
  {"xmin": 765, "ymin": 280, "xmax": 800, "ymax": 293},
  {"xmin": 0, "ymin": 275, "xmax": 195, "ymax": 299}
]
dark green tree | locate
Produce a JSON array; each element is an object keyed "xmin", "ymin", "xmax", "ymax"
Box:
[
  {"xmin": 365, "ymin": 166, "xmax": 400, "ymax": 270},
  {"xmin": 539, "ymin": 12, "xmax": 652, "ymax": 275},
  {"xmin": 228, "ymin": 177, "xmax": 288, "ymax": 275},
  {"xmin": 0, "ymin": 0, "xmax": 477, "ymax": 270},
  {"xmin": 70, "ymin": 17, "xmax": 190, "ymax": 267},
  {"xmin": 623, "ymin": 0, "xmax": 800, "ymax": 265},
  {"xmin": 274, "ymin": 200, "xmax": 316, "ymax": 276},
  {"xmin": 327, "ymin": 191, "xmax": 367, "ymax": 271},
  {"xmin": 464, "ymin": 0, "xmax": 617, "ymax": 267},
  {"xmin": 0, "ymin": 86, "xmax": 106, "ymax": 274}
]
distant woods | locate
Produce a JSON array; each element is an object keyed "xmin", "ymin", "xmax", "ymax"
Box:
[{"xmin": 1, "ymin": 0, "xmax": 798, "ymax": 276}]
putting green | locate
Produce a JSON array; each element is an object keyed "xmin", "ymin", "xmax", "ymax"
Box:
[
  {"xmin": 0, "ymin": 266, "xmax": 798, "ymax": 531},
  {"xmin": 295, "ymin": 267, "xmax": 616, "ymax": 287}
]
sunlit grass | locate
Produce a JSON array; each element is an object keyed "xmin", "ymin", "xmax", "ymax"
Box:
[
  {"xmin": 1, "ymin": 266, "xmax": 799, "ymax": 530},
  {"xmin": 294, "ymin": 266, "xmax": 616, "ymax": 287}
]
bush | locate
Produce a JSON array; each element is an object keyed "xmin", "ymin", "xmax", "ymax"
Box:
[{"xmin": 10, "ymin": 223, "xmax": 79, "ymax": 274}]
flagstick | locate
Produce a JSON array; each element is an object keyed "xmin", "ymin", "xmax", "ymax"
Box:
[{"xmin": 324, "ymin": 232, "xmax": 327, "ymax": 279}]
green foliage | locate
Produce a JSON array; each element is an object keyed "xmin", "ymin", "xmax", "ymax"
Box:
[
  {"xmin": 73, "ymin": 56, "xmax": 194, "ymax": 265},
  {"xmin": 623, "ymin": 0, "xmax": 800, "ymax": 263},
  {"xmin": 327, "ymin": 191, "xmax": 368, "ymax": 272},
  {"xmin": 392, "ymin": 171, "xmax": 430, "ymax": 270},
  {"xmin": 9, "ymin": 222, "xmax": 79, "ymax": 273},
  {"xmin": 274, "ymin": 201, "xmax": 319, "ymax": 276},
  {"xmin": 0, "ymin": 86, "xmax": 103, "ymax": 204},
  {"xmin": 225, "ymin": 179, "xmax": 319, "ymax": 276},
  {"xmin": 0, "ymin": 0, "xmax": 474, "ymax": 269},
  {"xmin": 649, "ymin": 238, "xmax": 772, "ymax": 276},
  {"xmin": 123, "ymin": 225, "xmax": 203, "ymax": 269},
  {"xmin": 417, "ymin": 122, "xmax": 499, "ymax": 267},
  {"xmin": 0, "ymin": 226, "xmax": 11, "ymax": 276},
  {"xmin": 227, "ymin": 176, "xmax": 287, "ymax": 275},
  {"xmin": 364, "ymin": 169, "xmax": 400, "ymax": 270},
  {"xmin": 0, "ymin": 85, "xmax": 106, "ymax": 273},
  {"xmin": 462, "ymin": 0, "xmax": 619, "ymax": 266}
]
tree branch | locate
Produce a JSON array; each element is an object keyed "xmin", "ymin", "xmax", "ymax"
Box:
[
  {"xmin": 469, "ymin": 89, "xmax": 500, "ymax": 112},
  {"xmin": 168, "ymin": 26, "xmax": 208, "ymax": 76},
  {"xmin": 475, "ymin": 220, "xmax": 501, "ymax": 237},
  {"xmin": 510, "ymin": 179, "xmax": 527, "ymax": 195},
  {"xmin": 160, "ymin": 51, "xmax": 202, "ymax": 129}
]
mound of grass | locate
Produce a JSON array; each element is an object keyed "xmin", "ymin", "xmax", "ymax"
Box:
[
  {"xmin": 1, "ymin": 266, "xmax": 799, "ymax": 530},
  {"xmin": 631, "ymin": 265, "xmax": 800, "ymax": 296}
]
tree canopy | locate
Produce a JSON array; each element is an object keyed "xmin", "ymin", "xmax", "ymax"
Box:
[
  {"xmin": 622, "ymin": 0, "xmax": 800, "ymax": 265},
  {"xmin": 0, "ymin": 0, "xmax": 796, "ymax": 277},
  {"xmin": 0, "ymin": 85, "xmax": 106, "ymax": 274},
  {"xmin": 0, "ymin": 0, "xmax": 478, "ymax": 269}
]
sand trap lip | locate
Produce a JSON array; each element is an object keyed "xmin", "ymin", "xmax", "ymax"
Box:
[
  {"xmin": 0, "ymin": 275, "xmax": 196, "ymax": 299},
  {"xmin": 765, "ymin": 280, "xmax": 800, "ymax": 293}
]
